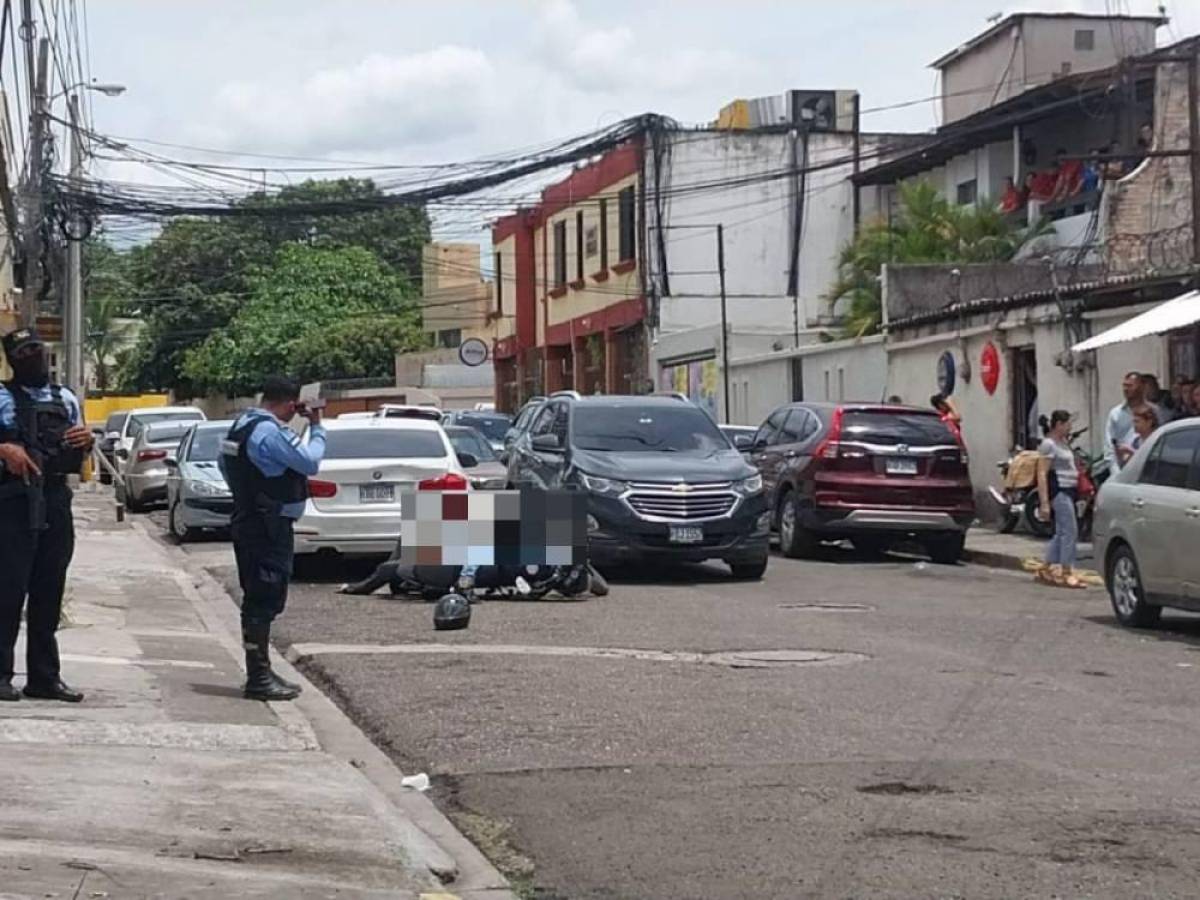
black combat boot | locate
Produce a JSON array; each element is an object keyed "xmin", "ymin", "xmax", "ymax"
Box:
[
  {"xmin": 242, "ymin": 624, "xmax": 300, "ymax": 701},
  {"xmin": 0, "ymin": 680, "xmax": 20, "ymax": 702}
]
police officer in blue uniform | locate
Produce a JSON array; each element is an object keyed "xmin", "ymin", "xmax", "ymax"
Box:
[
  {"xmin": 220, "ymin": 375, "xmax": 326, "ymax": 701},
  {"xmin": 0, "ymin": 328, "xmax": 93, "ymax": 703}
]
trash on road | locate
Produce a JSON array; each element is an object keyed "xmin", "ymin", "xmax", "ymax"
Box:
[{"xmin": 401, "ymin": 772, "xmax": 431, "ymax": 791}]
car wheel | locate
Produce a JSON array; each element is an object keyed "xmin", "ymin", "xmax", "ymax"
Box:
[
  {"xmin": 778, "ymin": 491, "xmax": 819, "ymax": 559},
  {"xmin": 125, "ymin": 489, "xmax": 145, "ymax": 514},
  {"xmin": 729, "ymin": 557, "xmax": 768, "ymax": 580},
  {"xmin": 926, "ymin": 532, "xmax": 965, "ymax": 565},
  {"xmin": 1108, "ymin": 544, "xmax": 1161, "ymax": 628},
  {"xmin": 169, "ymin": 501, "xmax": 194, "ymax": 543},
  {"xmin": 1023, "ymin": 491, "xmax": 1054, "ymax": 538},
  {"xmin": 999, "ymin": 511, "xmax": 1019, "ymax": 534}
]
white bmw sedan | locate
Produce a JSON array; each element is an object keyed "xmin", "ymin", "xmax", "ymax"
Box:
[{"xmin": 293, "ymin": 417, "xmax": 469, "ymax": 557}]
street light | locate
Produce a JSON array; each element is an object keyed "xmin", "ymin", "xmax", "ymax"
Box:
[
  {"xmin": 61, "ymin": 81, "xmax": 125, "ymax": 397},
  {"xmin": 51, "ymin": 81, "xmax": 126, "ymax": 101}
]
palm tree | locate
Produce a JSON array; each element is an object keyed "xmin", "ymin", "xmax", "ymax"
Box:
[
  {"xmin": 84, "ymin": 294, "xmax": 133, "ymax": 391},
  {"xmin": 827, "ymin": 182, "xmax": 1049, "ymax": 337}
]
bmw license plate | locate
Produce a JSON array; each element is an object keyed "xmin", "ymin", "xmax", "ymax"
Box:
[
  {"xmin": 886, "ymin": 457, "xmax": 919, "ymax": 475},
  {"xmin": 359, "ymin": 483, "xmax": 395, "ymax": 504},
  {"xmin": 669, "ymin": 526, "xmax": 704, "ymax": 544}
]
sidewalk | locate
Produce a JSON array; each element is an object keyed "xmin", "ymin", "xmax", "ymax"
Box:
[
  {"xmin": 964, "ymin": 527, "xmax": 1099, "ymax": 578},
  {"xmin": 0, "ymin": 491, "xmax": 512, "ymax": 900}
]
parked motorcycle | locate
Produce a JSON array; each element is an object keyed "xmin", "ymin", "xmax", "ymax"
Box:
[{"xmin": 988, "ymin": 428, "xmax": 1109, "ymax": 540}]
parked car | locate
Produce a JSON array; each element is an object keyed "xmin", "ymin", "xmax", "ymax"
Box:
[
  {"xmin": 97, "ymin": 410, "xmax": 131, "ymax": 483},
  {"xmin": 294, "ymin": 417, "xmax": 470, "ymax": 557},
  {"xmin": 443, "ymin": 409, "xmax": 513, "ymax": 454},
  {"xmin": 720, "ymin": 424, "xmax": 759, "ymax": 452},
  {"xmin": 1094, "ymin": 419, "xmax": 1200, "ymax": 628},
  {"xmin": 123, "ymin": 420, "xmax": 196, "ymax": 511},
  {"xmin": 115, "ymin": 406, "xmax": 206, "ymax": 476},
  {"xmin": 165, "ymin": 421, "xmax": 235, "ymax": 541},
  {"xmin": 747, "ymin": 403, "xmax": 974, "ymax": 564},
  {"xmin": 501, "ymin": 397, "xmax": 547, "ymax": 463},
  {"xmin": 336, "ymin": 411, "xmax": 376, "ymax": 420},
  {"xmin": 376, "ymin": 404, "xmax": 443, "ymax": 422},
  {"xmin": 506, "ymin": 392, "xmax": 770, "ymax": 579},
  {"xmin": 445, "ymin": 425, "xmax": 508, "ymax": 490}
]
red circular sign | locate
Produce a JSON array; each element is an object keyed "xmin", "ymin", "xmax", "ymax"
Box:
[{"xmin": 980, "ymin": 342, "xmax": 1000, "ymax": 395}]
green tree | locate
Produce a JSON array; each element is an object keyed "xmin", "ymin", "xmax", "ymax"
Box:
[
  {"xmin": 292, "ymin": 315, "xmax": 423, "ymax": 384},
  {"xmin": 116, "ymin": 179, "xmax": 431, "ymax": 393},
  {"xmin": 828, "ymin": 182, "xmax": 1048, "ymax": 337},
  {"xmin": 181, "ymin": 244, "xmax": 421, "ymax": 396}
]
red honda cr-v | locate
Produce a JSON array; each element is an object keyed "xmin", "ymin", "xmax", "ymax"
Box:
[{"xmin": 747, "ymin": 403, "xmax": 975, "ymax": 564}]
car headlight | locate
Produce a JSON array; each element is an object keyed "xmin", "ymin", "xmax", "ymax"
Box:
[
  {"xmin": 190, "ymin": 480, "xmax": 231, "ymax": 497},
  {"xmin": 734, "ymin": 473, "xmax": 763, "ymax": 497},
  {"xmin": 577, "ymin": 472, "xmax": 629, "ymax": 496}
]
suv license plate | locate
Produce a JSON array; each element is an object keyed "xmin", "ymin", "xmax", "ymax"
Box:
[
  {"xmin": 886, "ymin": 458, "xmax": 919, "ymax": 475},
  {"xmin": 669, "ymin": 526, "xmax": 704, "ymax": 544},
  {"xmin": 359, "ymin": 484, "xmax": 395, "ymax": 504}
]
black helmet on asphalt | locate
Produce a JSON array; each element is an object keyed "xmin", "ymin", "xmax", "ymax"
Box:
[{"xmin": 433, "ymin": 593, "xmax": 471, "ymax": 631}]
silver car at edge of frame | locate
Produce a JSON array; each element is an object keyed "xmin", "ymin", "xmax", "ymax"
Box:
[
  {"xmin": 1094, "ymin": 418, "xmax": 1200, "ymax": 628},
  {"xmin": 123, "ymin": 420, "xmax": 196, "ymax": 512},
  {"xmin": 165, "ymin": 420, "xmax": 235, "ymax": 542}
]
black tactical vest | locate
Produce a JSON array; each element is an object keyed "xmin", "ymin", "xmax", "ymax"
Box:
[
  {"xmin": 221, "ymin": 414, "xmax": 309, "ymax": 520},
  {"xmin": 0, "ymin": 382, "xmax": 85, "ymax": 487}
]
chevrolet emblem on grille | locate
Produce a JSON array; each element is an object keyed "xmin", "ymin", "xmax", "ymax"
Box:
[{"xmin": 672, "ymin": 483, "xmax": 692, "ymax": 493}]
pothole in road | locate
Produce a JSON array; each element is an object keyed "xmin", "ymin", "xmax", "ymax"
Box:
[
  {"xmin": 779, "ymin": 602, "xmax": 875, "ymax": 612},
  {"xmin": 290, "ymin": 642, "xmax": 869, "ymax": 669},
  {"xmin": 857, "ymin": 781, "xmax": 953, "ymax": 796}
]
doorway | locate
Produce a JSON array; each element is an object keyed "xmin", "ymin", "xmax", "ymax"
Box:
[{"xmin": 1011, "ymin": 347, "xmax": 1038, "ymax": 451}]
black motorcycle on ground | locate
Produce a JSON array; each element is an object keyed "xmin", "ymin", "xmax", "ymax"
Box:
[{"xmin": 339, "ymin": 555, "xmax": 608, "ymax": 602}]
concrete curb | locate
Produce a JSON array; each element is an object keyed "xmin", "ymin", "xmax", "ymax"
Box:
[
  {"xmin": 134, "ymin": 520, "xmax": 515, "ymax": 900},
  {"xmin": 963, "ymin": 546, "xmax": 1102, "ymax": 582}
]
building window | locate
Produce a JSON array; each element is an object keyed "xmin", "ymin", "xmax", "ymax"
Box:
[
  {"xmin": 598, "ymin": 197, "xmax": 609, "ymax": 268},
  {"xmin": 438, "ymin": 329, "xmax": 462, "ymax": 349},
  {"xmin": 575, "ymin": 211, "xmax": 585, "ymax": 282},
  {"xmin": 553, "ymin": 220, "xmax": 567, "ymax": 289},
  {"xmin": 618, "ymin": 186, "xmax": 636, "ymax": 262},
  {"xmin": 494, "ymin": 251, "xmax": 503, "ymax": 314},
  {"xmin": 1074, "ymin": 28, "xmax": 1095, "ymax": 51},
  {"xmin": 956, "ymin": 179, "xmax": 977, "ymax": 206}
]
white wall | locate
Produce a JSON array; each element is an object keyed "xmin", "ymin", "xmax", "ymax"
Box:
[
  {"xmin": 724, "ymin": 336, "xmax": 886, "ymax": 426},
  {"xmin": 886, "ymin": 301, "xmax": 1174, "ymax": 516},
  {"xmin": 650, "ymin": 130, "xmax": 886, "ymax": 336}
]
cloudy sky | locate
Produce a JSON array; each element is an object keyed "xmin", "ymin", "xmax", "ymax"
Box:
[{"xmin": 72, "ymin": 0, "xmax": 1199, "ymax": 237}]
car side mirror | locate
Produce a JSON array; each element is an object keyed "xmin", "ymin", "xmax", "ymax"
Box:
[
  {"xmin": 531, "ymin": 433, "xmax": 563, "ymax": 453},
  {"xmin": 457, "ymin": 452, "xmax": 479, "ymax": 469},
  {"xmin": 164, "ymin": 458, "xmax": 179, "ymax": 470},
  {"xmin": 750, "ymin": 437, "xmax": 767, "ymax": 451},
  {"xmin": 116, "ymin": 448, "xmax": 129, "ymax": 460},
  {"xmin": 733, "ymin": 434, "xmax": 754, "ymax": 451}
]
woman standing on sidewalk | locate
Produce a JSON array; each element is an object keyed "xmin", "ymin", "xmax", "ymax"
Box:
[{"xmin": 1035, "ymin": 410, "xmax": 1085, "ymax": 589}]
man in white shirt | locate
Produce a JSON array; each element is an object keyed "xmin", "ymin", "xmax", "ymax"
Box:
[{"xmin": 1105, "ymin": 371, "xmax": 1144, "ymax": 470}]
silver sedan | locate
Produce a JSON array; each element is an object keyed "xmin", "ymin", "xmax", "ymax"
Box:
[
  {"xmin": 165, "ymin": 421, "xmax": 235, "ymax": 541},
  {"xmin": 1094, "ymin": 418, "xmax": 1200, "ymax": 627}
]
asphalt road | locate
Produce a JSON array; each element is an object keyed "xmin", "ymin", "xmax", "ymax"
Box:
[{"xmin": 144, "ymin": 507, "xmax": 1200, "ymax": 899}]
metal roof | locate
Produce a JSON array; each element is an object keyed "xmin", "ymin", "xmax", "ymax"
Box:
[{"xmin": 885, "ymin": 270, "xmax": 1200, "ymax": 330}]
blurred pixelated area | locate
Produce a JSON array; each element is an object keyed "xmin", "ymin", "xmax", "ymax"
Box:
[{"xmin": 396, "ymin": 488, "xmax": 586, "ymax": 566}]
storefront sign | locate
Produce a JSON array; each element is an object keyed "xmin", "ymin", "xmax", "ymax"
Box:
[
  {"xmin": 936, "ymin": 351, "xmax": 956, "ymax": 396},
  {"xmin": 980, "ymin": 342, "xmax": 1000, "ymax": 395}
]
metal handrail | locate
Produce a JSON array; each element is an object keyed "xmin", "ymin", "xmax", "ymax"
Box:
[{"xmin": 91, "ymin": 445, "xmax": 126, "ymax": 522}]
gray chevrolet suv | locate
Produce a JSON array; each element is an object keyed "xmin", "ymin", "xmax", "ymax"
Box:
[{"xmin": 505, "ymin": 392, "xmax": 770, "ymax": 579}]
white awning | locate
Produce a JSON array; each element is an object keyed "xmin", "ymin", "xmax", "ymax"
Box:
[{"xmin": 1072, "ymin": 290, "xmax": 1200, "ymax": 352}]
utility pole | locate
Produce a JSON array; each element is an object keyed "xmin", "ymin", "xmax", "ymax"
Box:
[
  {"xmin": 64, "ymin": 93, "xmax": 84, "ymax": 395},
  {"xmin": 1188, "ymin": 40, "xmax": 1200, "ymax": 266},
  {"xmin": 18, "ymin": 34, "xmax": 49, "ymax": 327},
  {"xmin": 716, "ymin": 224, "xmax": 730, "ymax": 424}
]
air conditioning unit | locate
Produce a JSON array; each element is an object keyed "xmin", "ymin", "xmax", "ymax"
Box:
[{"xmin": 787, "ymin": 90, "xmax": 858, "ymax": 132}]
